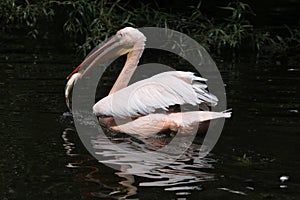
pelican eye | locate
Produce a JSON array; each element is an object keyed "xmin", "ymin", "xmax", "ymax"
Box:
[{"xmin": 117, "ymin": 33, "xmax": 124, "ymax": 38}]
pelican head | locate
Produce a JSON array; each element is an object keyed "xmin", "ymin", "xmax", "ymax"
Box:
[{"xmin": 65, "ymin": 27, "xmax": 146, "ymax": 111}]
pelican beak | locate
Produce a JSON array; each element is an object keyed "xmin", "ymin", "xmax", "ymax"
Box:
[
  {"xmin": 65, "ymin": 34, "xmax": 133, "ymax": 111},
  {"xmin": 65, "ymin": 72, "xmax": 81, "ymax": 111},
  {"xmin": 66, "ymin": 35, "xmax": 132, "ymax": 80}
]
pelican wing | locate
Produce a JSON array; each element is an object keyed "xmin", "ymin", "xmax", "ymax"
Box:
[{"xmin": 93, "ymin": 71, "xmax": 218, "ymax": 118}]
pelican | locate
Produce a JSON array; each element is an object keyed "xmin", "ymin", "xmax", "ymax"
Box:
[{"xmin": 65, "ymin": 27, "xmax": 230, "ymax": 136}]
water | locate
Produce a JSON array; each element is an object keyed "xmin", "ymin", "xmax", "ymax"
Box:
[{"xmin": 0, "ymin": 30, "xmax": 299, "ymax": 200}]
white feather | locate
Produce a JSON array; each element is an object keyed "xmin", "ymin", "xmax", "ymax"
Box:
[{"xmin": 93, "ymin": 71, "xmax": 218, "ymax": 118}]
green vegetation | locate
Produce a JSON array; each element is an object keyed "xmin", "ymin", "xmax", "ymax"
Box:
[
  {"xmin": 268, "ymin": 26, "xmax": 300, "ymax": 53},
  {"xmin": 1, "ymin": 0, "xmax": 299, "ymax": 55},
  {"xmin": 0, "ymin": 0, "xmax": 54, "ymax": 38}
]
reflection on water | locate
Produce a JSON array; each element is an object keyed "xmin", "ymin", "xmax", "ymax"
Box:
[{"xmin": 61, "ymin": 119, "xmax": 215, "ymax": 199}]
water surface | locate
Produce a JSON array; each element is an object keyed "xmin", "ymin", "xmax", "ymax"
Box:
[{"xmin": 0, "ymin": 30, "xmax": 299, "ymax": 199}]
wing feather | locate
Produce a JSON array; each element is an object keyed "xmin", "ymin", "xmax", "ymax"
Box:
[{"xmin": 93, "ymin": 71, "xmax": 218, "ymax": 118}]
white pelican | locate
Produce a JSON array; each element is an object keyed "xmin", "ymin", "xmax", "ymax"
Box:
[{"xmin": 65, "ymin": 27, "xmax": 230, "ymax": 136}]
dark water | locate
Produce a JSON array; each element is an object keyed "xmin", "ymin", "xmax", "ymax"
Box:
[{"xmin": 0, "ymin": 30, "xmax": 299, "ymax": 200}]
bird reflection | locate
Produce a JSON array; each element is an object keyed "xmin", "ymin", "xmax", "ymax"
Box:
[{"xmin": 61, "ymin": 125, "xmax": 215, "ymax": 199}]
